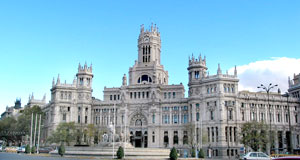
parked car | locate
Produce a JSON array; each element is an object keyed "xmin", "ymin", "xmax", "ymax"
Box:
[
  {"xmin": 244, "ymin": 152, "xmax": 271, "ymax": 160},
  {"xmin": 0, "ymin": 145, "xmax": 2, "ymax": 152},
  {"xmin": 5, "ymin": 146, "xmax": 18, "ymax": 152},
  {"xmin": 17, "ymin": 146, "xmax": 26, "ymax": 153},
  {"xmin": 272, "ymin": 156, "xmax": 300, "ymax": 160},
  {"xmin": 38, "ymin": 147, "xmax": 54, "ymax": 153}
]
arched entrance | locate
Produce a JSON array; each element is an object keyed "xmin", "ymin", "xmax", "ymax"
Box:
[{"xmin": 129, "ymin": 113, "xmax": 148, "ymax": 148}]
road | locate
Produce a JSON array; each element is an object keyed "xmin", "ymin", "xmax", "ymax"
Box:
[{"xmin": 0, "ymin": 152, "xmax": 99, "ymax": 160}]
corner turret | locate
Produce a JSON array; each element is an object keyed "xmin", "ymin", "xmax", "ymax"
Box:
[
  {"xmin": 187, "ymin": 54, "xmax": 207, "ymax": 84},
  {"xmin": 76, "ymin": 62, "xmax": 94, "ymax": 88}
]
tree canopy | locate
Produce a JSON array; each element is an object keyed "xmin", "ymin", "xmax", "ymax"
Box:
[
  {"xmin": 240, "ymin": 121, "xmax": 270, "ymax": 152},
  {"xmin": 47, "ymin": 122, "xmax": 76, "ymax": 146}
]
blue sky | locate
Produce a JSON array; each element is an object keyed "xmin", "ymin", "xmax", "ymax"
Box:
[{"xmin": 0, "ymin": 0, "xmax": 300, "ymax": 115}]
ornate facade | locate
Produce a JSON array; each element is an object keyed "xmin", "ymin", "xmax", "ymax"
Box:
[{"xmin": 39, "ymin": 24, "xmax": 300, "ymax": 158}]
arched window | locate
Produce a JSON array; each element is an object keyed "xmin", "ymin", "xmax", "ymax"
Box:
[
  {"xmin": 135, "ymin": 119, "xmax": 142, "ymax": 126},
  {"xmin": 143, "ymin": 45, "xmax": 151, "ymax": 63},
  {"xmin": 173, "ymin": 131, "xmax": 179, "ymax": 144},
  {"xmin": 137, "ymin": 74, "xmax": 152, "ymax": 84},
  {"xmin": 142, "ymin": 75, "xmax": 149, "ymax": 81}
]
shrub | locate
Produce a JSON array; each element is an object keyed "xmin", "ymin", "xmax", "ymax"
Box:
[
  {"xmin": 169, "ymin": 147, "xmax": 178, "ymax": 160},
  {"xmin": 31, "ymin": 146, "xmax": 36, "ymax": 154},
  {"xmin": 117, "ymin": 146, "xmax": 124, "ymax": 159},
  {"xmin": 25, "ymin": 144, "xmax": 30, "ymax": 154},
  {"xmin": 191, "ymin": 148, "xmax": 196, "ymax": 157},
  {"xmin": 198, "ymin": 148, "xmax": 205, "ymax": 158},
  {"xmin": 58, "ymin": 143, "xmax": 65, "ymax": 157}
]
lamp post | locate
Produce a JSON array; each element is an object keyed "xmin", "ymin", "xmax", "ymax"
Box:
[
  {"xmin": 257, "ymin": 83, "xmax": 278, "ymax": 155},
  {"xmin": 113, "ymin": 103, "xmax": 116, "ymax": 159},
  {"xmin": 282, "ymin": 92, "xmax": 293, "ymax": 153}
]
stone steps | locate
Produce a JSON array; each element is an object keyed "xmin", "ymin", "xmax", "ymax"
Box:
[{"xmin": 50, "ymin": 147, "xmax": 170, "ymax": 159}]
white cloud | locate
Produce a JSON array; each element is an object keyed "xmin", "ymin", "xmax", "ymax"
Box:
[{"xmin": 229, "ymin": 57, "xmax": 300, "ymax": 93}]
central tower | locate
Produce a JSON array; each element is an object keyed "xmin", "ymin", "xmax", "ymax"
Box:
[
  {"xmin": 129, "ymin": 24, "xmax": 168, "ymax": 85},
  {"xmin": 138, "ymin": 24, "xmax": 161, "ymax": 65}
]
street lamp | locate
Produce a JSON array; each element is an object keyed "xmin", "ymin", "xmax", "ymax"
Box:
[
  {"xmin": 282, "ymin": 92, "xmax": 293, "ymax": 154},
  {"xmin": 257, "ymin": 83, "xmax": 278, "ymax": 155}
]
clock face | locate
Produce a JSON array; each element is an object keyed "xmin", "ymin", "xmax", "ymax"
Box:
[{"xmin": 144, "ymin": 37, "xmax": 149, "ymax": 42}]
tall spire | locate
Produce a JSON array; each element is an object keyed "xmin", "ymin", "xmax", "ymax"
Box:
[
  {"xmin": 43, "ymin": 94, "xmax": 46, "ymax": 101},
  {"xmin": 78, "ymin": 63, "xmax": 81, "ymax": 72},
  {"xmin": 122, "ymin": 74, "xmax": 127, "ymax": 86},
  {"xmin": 84, "ymin": 62, "xmax": 87, "ymax": 70},
  {"xmin": 217, "ymin": 63, "xmax": 222, "ymax": 75},
  {"xmin": 52, "ymin": 77, "xmax": 55, "ymax": 87},
  {"xmin": 140, "ymin": 24, "xmax": 144, "ymax": 33},
  {"xmin": 57, "ymin": 74, "xmax": 60, "ymax": 85},
  {"xmin": 234, "ymin": 65, "xmax": 237, "ymax": 76},
  {"xmin": 73, "ymin": 76, "xmax": 76, "ymax": 84}
]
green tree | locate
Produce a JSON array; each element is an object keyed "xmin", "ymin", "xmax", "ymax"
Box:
[
  {"xmin": 58, "ymin": 143, "xmax": 65, "ymax": 157},
  {"xmin": 25, "ymin": 144, "xmax": 30, "ymax": 154},
  {"xmin": 117, "ymin": 146, "xmax": 124, "ymax": 159},
  {"xmin": 16, "ymin": 105, "xmax": 44, "ymax": 135},
  {"xmin": 47, "ymin": 122, "xmax": 76, "ymax": 146},
  {"xmin": 87, "ymin": 124, "xmax": 96, "ymax": 145},
  {"xmin": 198, "ymin": 148, "xmax": 205, "ymax": 158},
  {"xmin": 191, "ymin": 147, "xmax": 196, "ymax": 157},
  {"xmin": 169, "ymin": 147, "xmax": 178, "ymax": 160},
  {"xmin": 31, "ymin": 146, "xmax": 36, "ymax": 154},
  {"xmin": 0, "ymin": 117, "xmax": 18, "ymax": 143},
  {"xmin": 240, "ymin": 121, "xmax": 269, "ymax": 151}
]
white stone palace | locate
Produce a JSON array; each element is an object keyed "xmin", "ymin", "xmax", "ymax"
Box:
[{"xmin": 28, "ymin": 24, "xmax": 300, "ymax": 158}]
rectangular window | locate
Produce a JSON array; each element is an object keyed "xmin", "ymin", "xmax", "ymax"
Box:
[
  {"xmin": 68, "ymin": 107, "xmax": 70, "ymax": 112},
  {"xmin": 114, "ymin": 95, "xmax": 116, "ymax": 100},
  {"xmin": 216, "ymin": 127, "xmax": 218, "ymax": 142},
  {"xmin": 234, "ymin": 127, "xmax": 237, "ymax": 142},
  {"xmin": 196, "ymin": 112, "xmax": 200, "ymax": 121},
  {"xmin": 196, "ymin": 103, "xmax": 200, "ymax": 109},
  {"xmin": 63, "ymin": 113, "xmax": 66, "ymax": 121},
  {"xmin": 168, "ymin": 92, "xmax": 171, "ymax": 99},
  {"xmin": 242, "ymin": 112, "xmax": 245, "ymax": 121},
  {"xmin": 211, "ymin": 111, "xmax": 214, "ymax": 120},
  {"xmin": 183, "ymin": 114, "xmax": 188, "ymax": 123},
  {"xmin": 130, "ymin": 92, "xmax": 132, "ymax": 99},
  {"xmin": 174, "ymin": 115, "xmax": 178, "ymax": 124},
  {"xmin": 208, "ymin": 127, "xmax": 210, "ymax": 142},
  {"xmin": 85, "ymin": 116, "xmax": 88, "ymax": 124},
  {"xmin": 225, "ymin": 127, "xmax": 228, "ymax": 142},
  {"xmin": 229, "ymin": 110, "xmax": 232, "ymax": 120},
  {"xmin": 138, "ymin": 92, "xmax": 140, "ymax": 98},
  {"xmin": 183, "ymin": 106, "xmax": 188, "ymax": 111},
  {"xmin": 78, "ymin": 115, "xmax": 81, "ymax": 123},
  {"xmin": 80, "ymin": 78, "xmax": 83, "ymax": 85},
  {"xmin": 152, "ymin": 114, "xmax": 155, "ymax": 124},
  {"xmin": 146, "ymin": 92, "xmax": 149, "ymax": 98},
  {"xmin": 163, "ymin": 115, "xmax": 168, "ymax": 124},
  {"xmin": 142, "ymin": 92, "xmax": 145, "ymax": 98},
  {"xmin": 110, "ymin": 95, "xmax": 112, "ymax": 100},
  {"xmin": 173, "ymin": 92, "xmax": 176, "ymax": 98},
  {"xmin": 164, "ymin": 92, "xmax": 167, "ymax": 99},
  {"xmin": 134, "ymin": 92, "xmax": 136, "ymax": 99}
]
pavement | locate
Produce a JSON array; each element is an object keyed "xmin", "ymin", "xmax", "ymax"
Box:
[{"xmin": 0, "ymin": 152, "xmax": 105, "ymax": 160}]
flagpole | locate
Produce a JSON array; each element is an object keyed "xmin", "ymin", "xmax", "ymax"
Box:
[
  {"xmin": 37, "ymin": 114, "xmax": 41, "ymax": 154},
  {"xmin": 30, "ymin": 113, "xmax": 33, "ymax": 154}
]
